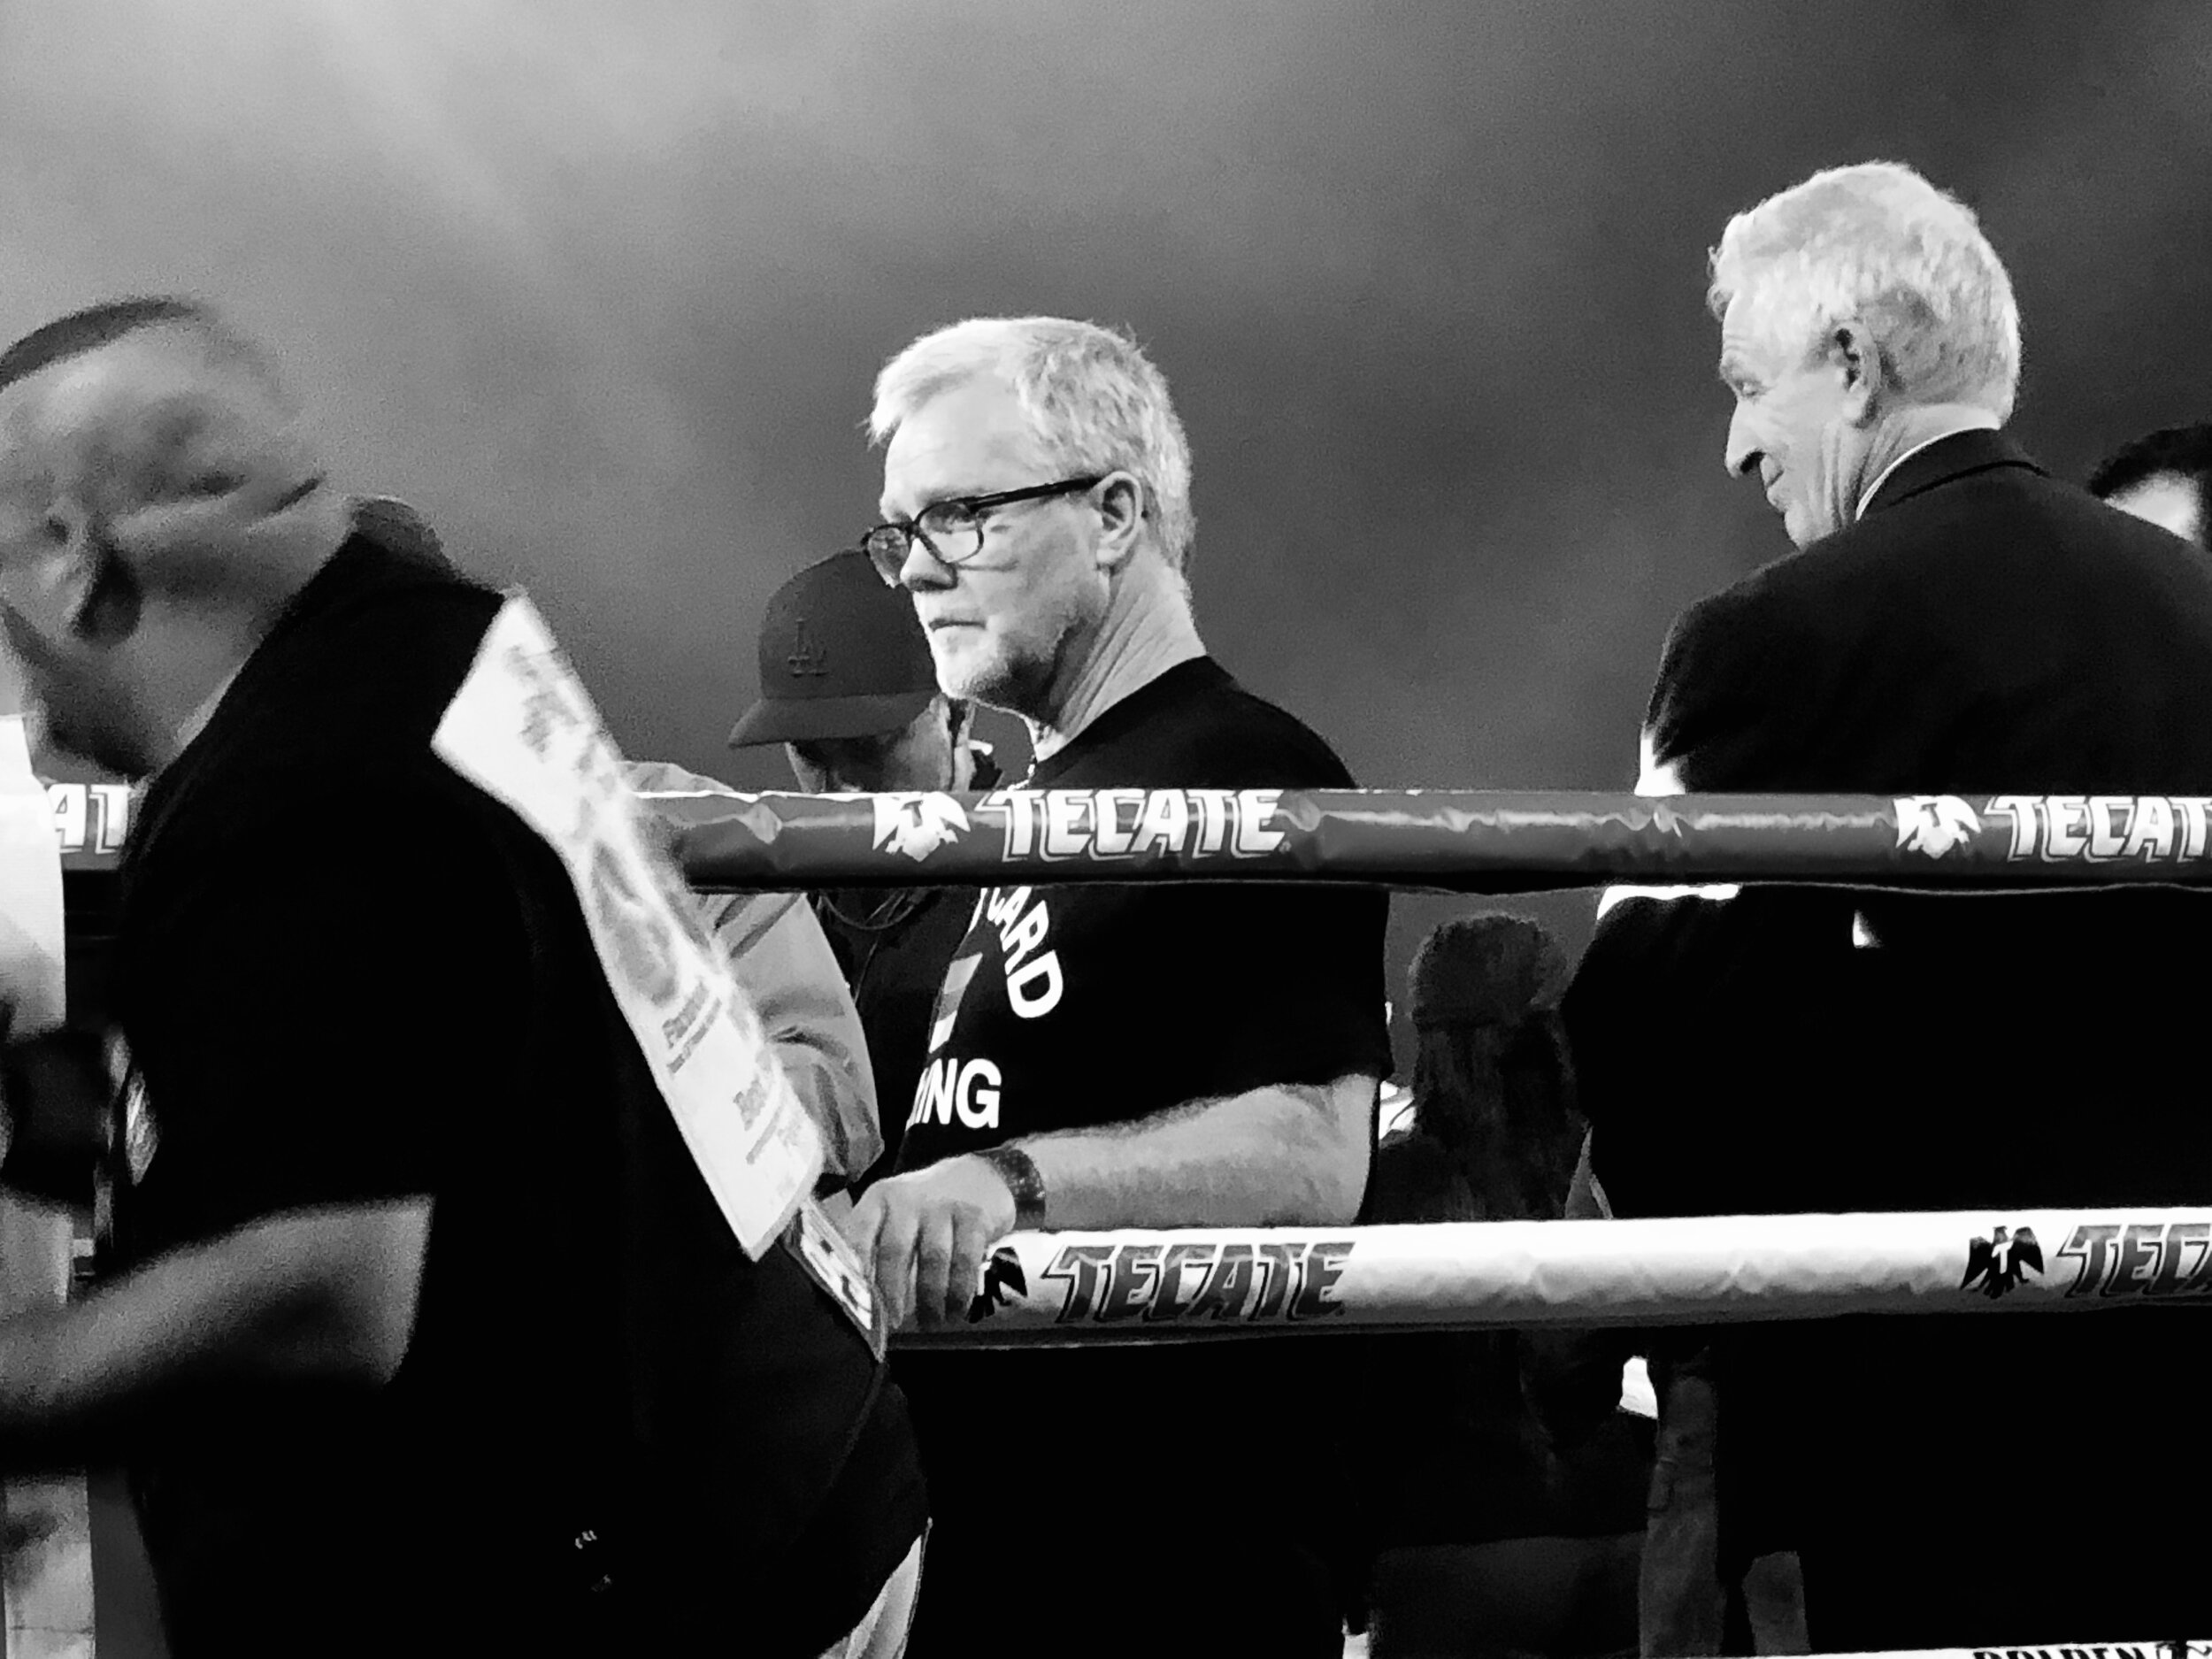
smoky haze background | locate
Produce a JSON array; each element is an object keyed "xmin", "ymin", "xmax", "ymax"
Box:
[{"xmin": 4, "ymin": 0, "xmax": 2208, "ymax": 1062}]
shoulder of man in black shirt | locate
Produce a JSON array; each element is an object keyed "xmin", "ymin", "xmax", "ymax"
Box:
[
  {"xmin": 119, "ymin": 540, "xmax": 530, "ymax": 1240},
  {"xmin": 1031, "ymin": 656, "xmax": 1356, "ymax": 790}
]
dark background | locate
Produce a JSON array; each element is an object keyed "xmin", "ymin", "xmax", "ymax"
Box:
[{"xmin": 4, "ymin": 0, "xmax": 2209, "ymax": 1064}]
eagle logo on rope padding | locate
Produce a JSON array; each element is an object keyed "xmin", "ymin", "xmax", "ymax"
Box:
[
  {"xmin": 872, "ymin": 791, "xmax": 970, "ymax": 862},
  {"xmin": 966, "ymin": 1246, "xmax": 1028, "ymax": 1323},
  {"xmin": 1894, "ymin": 795, "xmax": 1982, "ymax": 858},
  {"xmin": 1962, "ymin": 1225, "xmax": 2043, "ymax": 1300}
]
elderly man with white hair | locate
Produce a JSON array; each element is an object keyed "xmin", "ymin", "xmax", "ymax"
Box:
[
  {"xmin": 841, "ymin": 317, "xmax": 1392, "ymax": 1658},
  {"xmin": 1563, "ymin": 164, "xmax": 2212, "ymax": 1648}
]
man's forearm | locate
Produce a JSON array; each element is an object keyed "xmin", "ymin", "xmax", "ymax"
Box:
[
  {"xmin": 1017, "ymin": 1076, "xmax": 1374, "ymax": 1232},
  {"xmin": 0, "ymin": 1199, "xmax": 428, "ymax": 1464}
]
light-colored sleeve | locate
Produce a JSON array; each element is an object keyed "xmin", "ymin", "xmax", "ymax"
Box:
[
  {"xmin": 625, "ymin": 757, "xmax": 883, "ymax": 1181},
  {"xmin": 699, "ymin": 889, "xmax": 882, "ymax": 1184}
]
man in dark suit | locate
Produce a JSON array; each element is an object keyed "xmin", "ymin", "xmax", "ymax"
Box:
[{"xmin": 1566, "ymin": 163, "xmax": 2212, "ymax": 1647}]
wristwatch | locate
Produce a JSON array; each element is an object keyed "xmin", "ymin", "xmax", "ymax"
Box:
[{"xmin": 978, "ymin": 1143, "xmax": 1048, "ymax": 1230}]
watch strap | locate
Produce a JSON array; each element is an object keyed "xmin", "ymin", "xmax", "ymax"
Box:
[{"xmin": 979, "ymin": 1142, "xmax": 1047, "ymax": 1229}]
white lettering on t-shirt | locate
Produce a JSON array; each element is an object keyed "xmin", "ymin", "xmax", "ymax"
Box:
[
  {"xmin": 1008, "ymin": 952, "xmax": 1063, "ymax": 1018},
  {"xmin": 918, "ymin": 1058, "xmax": 956, "ymax": 1126},
  {"xmin": 956, "ymin": 1058, "xmax": 1001, "ymax": 1129},
  {"xmin": 1000, "ymin": 895, "xmax": 1050, "ymax": 972},
  {"xmin": 979, "ymin": 886, "xmax": 1064, "ymax": 1018},
  {"xmin": 907, "ymin": 1056, "xmax": 1003, "ymax": 1131}
]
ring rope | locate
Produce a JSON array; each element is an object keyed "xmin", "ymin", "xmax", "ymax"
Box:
[
  {"xmin": 650, "ymin": 787, "xmax": 2212, "ymax": 892},
  {"xmin": 908, "ymin": 1207, "xmax": 2212, "ymax": 1348}
]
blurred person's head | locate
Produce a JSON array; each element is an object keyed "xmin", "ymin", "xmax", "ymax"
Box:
[
  {"xmin": 0, "ymin": 296, "xmax": 349, "ymax": 778},
  {"xmin": 1709, "ymin": 162, "xmax": 2021, "ymax": 549},
  {"xmin": 726, "ymin": 548, "xmax": 976, "ymax": 794},
  {"xmin": 863, "ymin": 317, "xmax": 1194, "ymax": 726},
  {"xmin": 1401, "ymin": 913, "xmax": 1581, "ymax": 1224},
  {"xmin": 2086, "ymin": 423, "xmax": 2211, "ymax": 546}
]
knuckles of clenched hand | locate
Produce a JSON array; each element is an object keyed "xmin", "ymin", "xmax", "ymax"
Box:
[{"xmin": 838, "ymin": 1154, "xmax": 1018, "ymax": 1333}]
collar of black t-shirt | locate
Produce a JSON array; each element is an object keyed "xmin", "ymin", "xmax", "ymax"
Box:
[
  {"xmin": 128, "ymin": 535, "xmax": 471, "ymax": 878},
  {"xmin": 1028, "ymin": 657, "xmax": 1226, "ymax": 787},
  {"xmin": 180, "ymin": 534, "xmax": 459, "ymax": 766}
]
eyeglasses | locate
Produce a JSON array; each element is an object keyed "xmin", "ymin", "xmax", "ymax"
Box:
[{"xmin": 860, "ymin": 475, "xmax": 1103, "ymax": 586}]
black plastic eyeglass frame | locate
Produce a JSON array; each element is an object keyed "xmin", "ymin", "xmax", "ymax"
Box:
[{"xmin": 860, "ymin": 474, "xmax": 1104, "ymax": 585}]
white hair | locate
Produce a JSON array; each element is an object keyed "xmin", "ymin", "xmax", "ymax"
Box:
[
  {"xmin": 868, "ymin": 316, "xmax": 1197, "ymax": 571},
  {"xmin": 1709, "ymin": 161, "xmax": 2022, "ymax": 420}
]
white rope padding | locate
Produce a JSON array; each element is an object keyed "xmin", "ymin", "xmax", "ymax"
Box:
[{"xmin": 906, "ymin": 1207, "xmax": 2212, "ymax": 1348}]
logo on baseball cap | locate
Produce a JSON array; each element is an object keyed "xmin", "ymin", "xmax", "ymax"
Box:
[{"xmin": 727, "ymin": 549, "xmax": 941, "ymax": 747}]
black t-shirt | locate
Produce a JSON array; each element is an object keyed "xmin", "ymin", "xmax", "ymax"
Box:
[
  {"xmin": 111, "ymin": 538, "xmax": 926, "ymax": 1657},
  {"xmin": 895, "ymin": 657, "xmax": 1391, "ymax": 1166},
  {"xmin": 889, "ymin": 657, "xmax": 1390, "ymax": 1650}
]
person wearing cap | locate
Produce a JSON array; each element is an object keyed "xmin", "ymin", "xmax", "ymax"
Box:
[
  {"xmin": 726, "ymin": 549, "xmax": 1000, "ymax": 1189},
  {"xmin": 626, "ymin": 567, "xmax": 895, "ymax": 1194}
]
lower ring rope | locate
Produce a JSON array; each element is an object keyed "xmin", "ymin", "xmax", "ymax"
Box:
[{"xmin": 909, "ymin": 1207, "xmax": 2212, "ymax": 1348}]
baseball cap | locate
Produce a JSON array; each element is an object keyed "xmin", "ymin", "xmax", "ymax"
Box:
[{"xmin": 727, "ymin": 549, "xmax": 941, "ymax": 747}]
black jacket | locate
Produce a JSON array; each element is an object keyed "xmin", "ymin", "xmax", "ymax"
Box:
[
  {"xmin": 1563, "ymin": 430, "xmax": 2212, "ymax": 1641},
  {"xmin": 114, "ymin": 537, "xmax": 924, "ymax": 1656}
]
